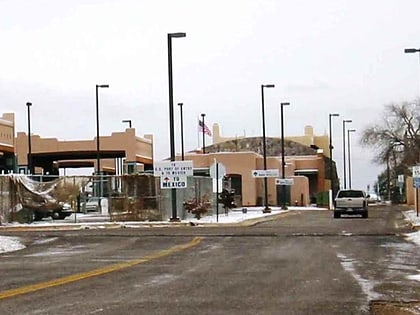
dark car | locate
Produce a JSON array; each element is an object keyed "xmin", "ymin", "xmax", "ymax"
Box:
[{"xmin": 32, "ymin": 202, "xmax": 73, "ymax": 221}]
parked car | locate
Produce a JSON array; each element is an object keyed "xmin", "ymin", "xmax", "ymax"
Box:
[
  {"xmin": 33, "ymin": 202, "xmax": 73, "ymax": 221},
  {"xmin": 367, "ymin": 193, "xmax": 381, "ymax": 204},
  {"xmin": 334, "ymin": 189, "xmax": 369, "ymax": 218},
  {"xmin": 84, "ymin": 197, "xmax": 106, "ymax": 212}
]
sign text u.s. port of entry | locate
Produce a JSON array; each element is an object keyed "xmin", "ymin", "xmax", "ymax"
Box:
[
  {"xmin": 153, "ymin": 161, "xmax": 194, "ymax": 177},
  {"xmin": 154, "ymin": 161, "xmax": 193, "ymax": 189}
]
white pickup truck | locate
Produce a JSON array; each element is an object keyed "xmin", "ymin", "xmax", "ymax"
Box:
[{"xmin": 334, "ymin": 189, "xmax": 369, "ymax": 218}]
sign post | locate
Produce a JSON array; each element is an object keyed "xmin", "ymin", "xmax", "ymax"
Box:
[
  {"xmin": 397, "ymin": 174, "xmax": 404, "ymax": 197},
  {"xmin": 413, "ymin": 166, "xmax": 420, "ymax": 217},
  {"xmin": 210, "ymin": 162, "xmax": 226, "ymax": 222}
]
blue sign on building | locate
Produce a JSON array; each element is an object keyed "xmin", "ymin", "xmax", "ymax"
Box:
[{"xmin": 413, "ymin": 177, "xmax": 420, "ymax": 188}]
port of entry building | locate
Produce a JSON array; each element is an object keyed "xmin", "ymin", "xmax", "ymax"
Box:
[
  {"xmin": 15, "ymin": 128, "xmax": 154, "ymax": 175},
  {"xmin": 181, "ymin": 149, "xmax": 330, "ymax": 207},
  {"xmin": 0, "ymin": 112, "xmax": 154, "ymax": 175},
  {"xmin": 1, "ymin": 112, "xmax": 336, "ymax": 206},
  {"xmin": 179, "ymin": 124, "xmax": 337, "ymax": 207}
]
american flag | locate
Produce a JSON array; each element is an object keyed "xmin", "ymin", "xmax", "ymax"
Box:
[{"xmin": 198, "ymin": 120, "xmax": 212, "ymax": 136}]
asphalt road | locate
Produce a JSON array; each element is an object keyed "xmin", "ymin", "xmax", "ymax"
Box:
[{"xmin": 0, "ymin": 205, "xmax": 419, "ymax": 315}]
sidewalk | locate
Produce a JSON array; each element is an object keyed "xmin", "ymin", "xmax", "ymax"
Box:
[{"xmin": 402, "ymin": 209, "xmax": 420, "ymax": 230}]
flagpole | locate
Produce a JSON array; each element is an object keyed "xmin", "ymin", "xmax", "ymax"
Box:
[
  {"xmin": 197, "ymin": 116, "xmax": 200, "ymax": 150},
  {"xmin": 201, "ymin": 113, "xmax": 206, "ymax": 153}
]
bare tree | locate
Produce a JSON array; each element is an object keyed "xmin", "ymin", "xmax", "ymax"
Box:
[{"xmin": 360, "ymin": 99, "xmax": 420, "ymax": 170}]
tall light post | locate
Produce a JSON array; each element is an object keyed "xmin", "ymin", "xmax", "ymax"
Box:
[
  {"xmin": 280, "ymin": 102, "xmax": 290, "ymax": 210},
  {"xmin": 168, "ymin": 32, "xmax": 186, "ymax": 222},
  {"xmin": 261, "ymin": 84, "xmax": 275, "ymax": 213},
  {"xmin": 178, "ymin": 103, "xmax": 184, "ymax": 160},
  {"xmin": 404, "ymin": 48, "xmax": 420, "ymax": 58},
  {"xmin": 342, "ymin": 119, "xmax": 352, "ymax": 189},
  {"xmin": 201, "ymin": 113, "xmax": 206, "ymax": 154},
  {"xmin": 404, "ymin": 48, "xmax": 420, "ymax": 109},
  {"xmin": 347, "ymin": 129, "xmax": 356, "ymax": 189},
  {"xmin": 329, "ymin": 113, "xmax": 340, "ymax": 205},
  {"xmin": 122, "ymin": 119, "xmax": 132, "ymax": 128},
  {"xmin": 404, "ymin": 47, "xmax": 420, "ymax": 214},
  {"xmin": 95, "ymin": 84, "xmax": 109, "ymax": 189},
  {"xmin": 26, "ymin": 102, "xmax": 32, "ymax": 174}
]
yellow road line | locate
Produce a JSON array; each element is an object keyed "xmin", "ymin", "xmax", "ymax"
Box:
[{"xmin": 0, "ymin": 237, "xmax": 203, "ymax": 300}]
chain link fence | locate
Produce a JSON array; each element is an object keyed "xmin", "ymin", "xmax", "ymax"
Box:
[{"xmin": 0, "ymin": 174, "xmax": 214, "ymax": 224}]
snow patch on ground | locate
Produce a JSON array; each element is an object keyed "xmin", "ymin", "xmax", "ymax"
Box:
[
  {"xmin": 337, "ymin": 253, "xmax": 382, "ymax": 303},
  {"xmin": 402, "ymin": 210, "xmax": 420, "ymax": 282},
  {"xmin": 0, "ymin": 235, "xmax": 26, "ymax": 253},
  {"xmin": 407, "ymin": 273, "xmax": 420, "ymax": 282}
]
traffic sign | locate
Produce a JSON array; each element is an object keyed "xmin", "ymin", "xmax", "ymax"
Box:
[
  {"xmin": 252, "ymin": 169, "xmax": 279, "ymax": 178},
  {"xmin": 413, "ymin": 166, "xmax": 420, "ymax": 179},
  {"xmin": 398, "ymin": 174, "xmax": 404, "ymax": 183},
  {"xmin": 160, "ymin": 175, "xmax": 188, "ymax": 189},
  {"xmin": 154, "ymin": 161, "xmax": 194, "ymax": 177},
  {"xmin": 210, "ymin": 162, "xmax": 226, "ymax": 179},
  {"xmin": 276, "ymin": 178, "xmax": 294, "ymax": 186},
  {"xmin": 212, "ymin": 179, "xmax": 223, "ymax": 193},
  {"xmin": 414, "ymin": 177, "xmax": 420, "ymax": 188}
]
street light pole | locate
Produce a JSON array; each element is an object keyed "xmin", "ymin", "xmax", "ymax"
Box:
[
  {"xmin": 329, "ymin": 113, "xmax": 339, "ymax": 205},
  {"xmin": 201, "ymin": 113, "xmax": 206, "ymax": 154},
  {"xmin": 404, "ymin": 48, "xmax": 420, "ymax": 68},
  {"xmin": 178, "ymin": 103, "xmax": 184, "ymax": 160},
  {"xmin": 168, "ymin": 32, "xmax": 186, "ymax": 222},
  {"xmin": 95, "ymin": 84, "xmax": 109, "ymax": 198},
  {"xmin": 280, "ymin": 102, "xmax": 290, "ymax": 210},
  {"xmin": 26, "ymin": 102, "xmax": 32, "ymax": 174},
  {"xmin": 261, "ymin": 84, "xmax": 275, "ymax": 213},
  {"xmin": 404, "ymin": 47, "xmax": 420, "ymax": 213},
  {"xmin": 387, "ymin": 150, "xmax": 391, "ymax": 202},
  {"xmin": 95, "ymin": 84, "xmax": 109, "ymax": 179},
  {"xmin": 342, "ymin": 119, "xmax": 352, "ymax": 189},
  {"xmin": 122, "ymin": 119, "xmax": 132, "ymax": 128},
  {"xmin": 347, "ymin": 129, "xmax": 356, "ymax": 189}
]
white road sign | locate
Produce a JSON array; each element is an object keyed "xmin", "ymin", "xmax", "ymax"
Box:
[
  {"xmin": 210, "ymin": 162, "xmax": 226, "ymax": 179},
  {"xmin": 252, "ymin": 169, "xmax": 279, "ymax": 178},
  {"xmin": 413, "ymin": 166, "xmax": 420, "ymax": 179},
  {"xmin": 160, "ymin": 175, "xmax": 187, "ymax": 189},
  {"xmin": 212, "ymin": 179, "xmax": 223, "ymax": 193},
  {"xmin": 276, "ymin": 178, "xmax": 294, "ymax": 186},
  {"xmin": 398, "ymin": 174, "xmax": 404, "ymax": 183},
  {"xmin": 154, "ymin": 161, "xmax": 194, "ymax": 177}
]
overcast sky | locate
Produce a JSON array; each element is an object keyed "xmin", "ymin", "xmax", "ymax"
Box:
[{"xmin": 1, "ymin": 0, "xmax": 420, "ymax": 190}]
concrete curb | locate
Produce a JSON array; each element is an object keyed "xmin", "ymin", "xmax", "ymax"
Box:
[
  {"xmin": 0, "ymin": 211, "xmax": 295, "ymax": 232},
  {"xmin": 402, "ymin": 211, "xmax": 420, "ymax": 231}
]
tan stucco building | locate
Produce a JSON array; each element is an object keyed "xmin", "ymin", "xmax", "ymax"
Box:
[
  {"xmin": 0, "ymin": 113, "xmax": 16, "ymax": 173},
  {"xmin": 180, "ymin": 149, "xmax": 328, "ymax": 207},
  {"xmin": 14, "ymin": 128, "xmax": 153, "ymax": 175},
  {"xmin": 1, "ymin": 111, "xmax": 335, "ymax": 207}
]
